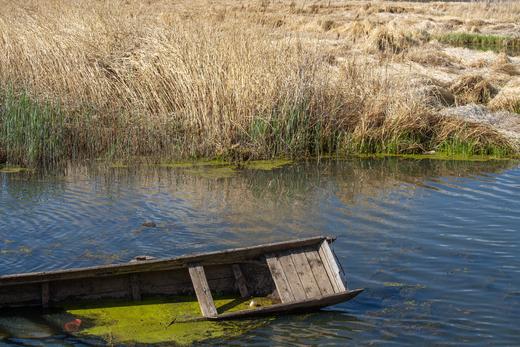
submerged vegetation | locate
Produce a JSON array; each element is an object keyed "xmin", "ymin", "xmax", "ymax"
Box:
[
  {"xmin": 65, "ymin": 297, "xmax": 273, "ymax": 345},
  {"xmin": 1, "ymin": 0, "xmax": 519, "ymax": 168}
]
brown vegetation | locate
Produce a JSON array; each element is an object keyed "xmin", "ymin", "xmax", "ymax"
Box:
[
  {"xmin": 449, "ymin": 75, "xmax": 497, "ymax": 105},
  {"xmin": 1, "ymin": 0, "xmax": 519, "ymax": 167}
]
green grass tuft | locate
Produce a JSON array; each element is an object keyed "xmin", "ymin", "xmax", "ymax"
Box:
[
  {"xmin": 0, "ymin": 88, "xmax": 64, "ymax": 167},
  {"xmin": 437, "ymin": 32, "xmax": 520, "ymax": 55}
]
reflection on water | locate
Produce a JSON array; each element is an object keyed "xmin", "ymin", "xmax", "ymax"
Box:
[{"xmin": 1, "ymin": 158, "xmax": 520, "ymax": 345}]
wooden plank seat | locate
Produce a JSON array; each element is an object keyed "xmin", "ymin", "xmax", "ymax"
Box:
[{"xmin": 265, "ymin": 240, "xmax": 346, "ymax": 303}]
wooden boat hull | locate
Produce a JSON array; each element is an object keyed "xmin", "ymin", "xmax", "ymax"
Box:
[
  {"xmin": 212, "ymin": 289, "xmax": 364, "ymax": 320},
  {"xmin": 0, "ymin": 236, "xmax": 362, "ymax": 320}
]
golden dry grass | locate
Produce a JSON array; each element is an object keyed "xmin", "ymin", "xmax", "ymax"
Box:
[
  {"xmin": 0, "ymin": 0, "xmax": 519, "ymax": 166},
  {"xmin": 449, "ymin": 75, "xmax": 497, "ymax": 106}
]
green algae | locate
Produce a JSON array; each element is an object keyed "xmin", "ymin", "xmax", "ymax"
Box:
[
  {"xmin": 383, "ymin": 282, "xmax": 426, "ymax": 289},
  {"xmin": 109, "ymin": 162, "xmax": 129, "ymax": 169},
  {"xmin": 156, "ymin": 159, "xmax": 293, "ymax": 177},
  {"xmin": 352, "ymin": 152, "xmax": 514, "ymax": 162},
  {"xmin": 66, "ymin": 296, "xmax": 273, "ymax": 345},
  {"xmin": 157, "ymin": 159, "xmax": 229, "ymax": 169},
  {"xmin": 185, "ymin": 166, "xmax": 237, "ymax": 179},
  {"xmin": 242, "ymin": 159, "xmax": 292, "ymax": 170},
  {"xmin": 0, "ymin": 246, "xmax": 33, "ymax": 256},
  {"xmin": 0, "ymin": 165, "xmax": 31, "ymax": 173}
]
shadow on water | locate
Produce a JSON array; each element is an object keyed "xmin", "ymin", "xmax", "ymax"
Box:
[{"xmin": 1, "ymin": 157, "xmax": 519, "ymax": 345}]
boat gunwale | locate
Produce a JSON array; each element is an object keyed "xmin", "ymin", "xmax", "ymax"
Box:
[
  {"xmin": 211, "ymin": 289, "xmax": 364, "ymax": 320},
  {"xmin": 0, "ymin": 236, "xmax": 335, "ymax": 286}
]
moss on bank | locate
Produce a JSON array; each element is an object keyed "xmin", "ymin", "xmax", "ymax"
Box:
[{"xmin": 65, "ymin": 296, "xmax": 273, "ymax": 345}]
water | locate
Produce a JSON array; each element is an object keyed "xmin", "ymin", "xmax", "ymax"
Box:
[{"xmin": 1, "ymin": 158, "xmax": 519, "ymax": 346}]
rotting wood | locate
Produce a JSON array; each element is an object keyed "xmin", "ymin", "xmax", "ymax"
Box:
[
  {"xmin": 130, "ymin": 274, "xmax": 141, "ymax": 301},
  {"xmin": 277, "ymin": 253, "xmax": 307, "ymax": 301},
  {"xmin": 265, "ymin": 254, "xmax": 294, "ymax": 303},
  {"xmin": 304, "ymin": 250, "xmax": 334, "ymax": 296},
  {"xmin": 232, "ymin": 264, "xmax": 249, "ymax": 298},
  {"xmin": 41, "ymin": 282, "xmax": 50, "ymax": 308},
  {"xmin": 188, "ymin": 264, "xmax": 217, "ymax": 317},
  {"xmin": 318, "ymin": 240, "xmax": 346, "ymax": 292},
  {"xmin": 290, "ymin": 251, "xmax": 321, "ymax": 298}
]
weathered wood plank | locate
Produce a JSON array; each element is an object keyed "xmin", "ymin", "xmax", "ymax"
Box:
[
  {"xmin": 277, "ymin": 253, "xmax": 307, "ymax": 301},
  {"xmin": 290, "ymin": 251, "xmax": 321, "ymax": 299},
  {"xmin": 130, "ymin": 274, "xmax": 141, "ymax": 301},
  {"xmin": 212, "ymin": 289, "xmax": 364, "ymax": 320},
  {"xmin": 265, "ymin": 255, "xmax": 294, "ymax": 303},
  {"xmin": 0, "ymin": 236, "xmax": 331, "ymax": 287},
  {"xmin": 232, "ymin": 264, "xmax": 249, "ymax": 298},
  {"xmin": 41, "ymin": 282, "xmax": 50, "ymax": 308},
  {"xmin": 188, "ymin": 265, "xmax": 217, "ymax": 317},
  {"xmin": 318, "ymin": 240, "xmax": 346, "ymax": 292},
  {"xmin": 304, "ymin": 250, "xmax": 334, "ymax": 296}
]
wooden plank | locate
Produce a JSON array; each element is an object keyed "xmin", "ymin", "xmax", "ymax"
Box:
[
  {"xmin": 277, "ymin": 253, "xmax": 307, "ymax": 301},
  {"xmin": 318, "ymin": 240, "xmax": 346, "ymax": 292},
  {"xmin": 265, "ymin": 255, "xmax": 294, "ymax": 303},
  {"xmin": 41, "ymin": 282, "xmax": 50, "ymax": 308},
  {"xmin": 130, "ymin": 274, "xmax": 141, "ymax": 301},
  {"xmin": 290, "ymin": 251, "xmax": 322, "ymax": 299},
  {"xmin": 188, "ymin": 265, "xmax": 217, "ymax": 317},
  {"xmin": 212, "ymin": 289, "xmax": 364, "ymax": 320},
  {"xmin": 304, "ymin": 250, "xmax": 335, "ymax": 296},
  {"xmin": 232, "ymin": 264, "xmax": 249, "ymax": 298},
  {"xmin": 0, "ymin": 236, "xmax": 332, "ymax": 287}
]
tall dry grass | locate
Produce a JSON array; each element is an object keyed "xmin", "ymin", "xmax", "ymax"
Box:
[{"xmin": 0, "ymin": 0, "xmax": 515, "ymax": 166}]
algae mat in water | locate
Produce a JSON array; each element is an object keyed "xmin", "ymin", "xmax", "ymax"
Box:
[{"xmin": 66, "ymin": 297, "xmax": 273, "ymax": 345}]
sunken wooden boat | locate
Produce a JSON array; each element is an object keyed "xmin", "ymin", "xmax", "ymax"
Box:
[{"xmin": 0, "ymin": 236, "xmax": 363, "ymax": 320}]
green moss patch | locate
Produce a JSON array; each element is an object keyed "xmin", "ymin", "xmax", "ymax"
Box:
[
  {"xmin": 184, "ymin": 166, "xmax": 237, "ymax": 179},
  {"xmin": 353, "ymin": 151, "xmax": 514, "ymax": 162},
  {"xmin": 0, "ymin": 165, "xmax": 31, "ymax": 173},
  {"xmin": 65, "ymin": 296, "xmax": 273, "ymax": 345},
  {"xmin": 157, "ymin": 159, "xmax": 228, "ymax": 169},
  {"xmin": 242, "ymin": 159, "xmax": 292, "ymax": 170}
]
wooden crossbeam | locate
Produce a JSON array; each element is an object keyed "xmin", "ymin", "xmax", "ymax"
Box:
[
  {"xmin": 232, "ymin": 264, "xmax": 249, "ymax": 298},
  {"xmin": 188, "ymin": 264, "xmax": 217, "ymax": 317}
]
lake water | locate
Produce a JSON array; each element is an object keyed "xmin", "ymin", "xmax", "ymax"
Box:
[{"xmin": 1, "ymin": 158, "xmax": 519, "ymax": 346}]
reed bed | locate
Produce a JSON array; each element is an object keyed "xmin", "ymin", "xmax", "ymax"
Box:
[{"xmin": 0, "ymin": 0, "xmax": 516, "ymax": 167}]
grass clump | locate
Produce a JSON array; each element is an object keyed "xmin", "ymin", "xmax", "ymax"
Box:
[
  {"xmin": 492, "ymin": 53, "xmax": 519, "ymax": 76},
  {"xmin": 437, "ymin": 32, "xmax": 520, "ymax": 55},
  {"xmin": 407, "ymin": 47, "xmax": 457, "ymax": 67},
  {"xmin": 449, "ymin": 75, "xmax": 497, "ymax": 105},
  {"xmin": 0, "ymin": 89, "xmax": 64, "ymax": 167}
]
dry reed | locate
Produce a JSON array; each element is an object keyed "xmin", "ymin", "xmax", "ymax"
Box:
[{"xmin": 0, "ymin": 0, "xmax": 516, "ymax": 167}]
